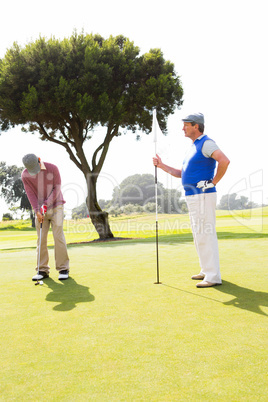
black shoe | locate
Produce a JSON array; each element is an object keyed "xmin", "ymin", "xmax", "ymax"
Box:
[
  {"xmin": 32, "ymin": 271, "xmax": 49, "ymax": 281},
  {"xmin": 58, "ymin": 270, "xmax": 69, "ymax": 280}
]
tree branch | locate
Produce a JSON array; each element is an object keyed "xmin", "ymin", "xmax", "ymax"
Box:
[
  {"xmin": 38, "ymin": 123, "xmax": 83, "ymax": 171},
  {"xmin": 92, "ymin": 123, "xmax": 119, "ymax": 175},
  {"xmin": 59, "ymin": 125, "xmax": 76, "ymax": 147}
]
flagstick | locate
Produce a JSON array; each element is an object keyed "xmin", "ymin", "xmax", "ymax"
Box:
[
  {"xmin": 154, "ymin": 136, "xmax": 161, "ymax": 284},
  {"xmin": 154, "ymin": 163, "xmax": 161, "ymax": 284},
  {"xmin": 152, "ymin": 109, "xmax": 161, "ymax": 284}
]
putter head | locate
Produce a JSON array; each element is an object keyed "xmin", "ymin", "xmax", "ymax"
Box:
[{"xmin": 35, "ymin": 281, "xmax": 40, "ymax": 286}]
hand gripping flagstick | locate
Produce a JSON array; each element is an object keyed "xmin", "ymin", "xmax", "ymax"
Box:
[{"xmin": 152, "ymin": 110, "xmax": 162, "ymax": 284}]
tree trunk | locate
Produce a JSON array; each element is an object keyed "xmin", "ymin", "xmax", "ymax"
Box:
[
  {"xmin": 88, "ymin": 207, "xmax": 114, "ymax": 240},
  {"xmin": 85, "ymin": 172, "xmax": 114, "ymax": 240}
]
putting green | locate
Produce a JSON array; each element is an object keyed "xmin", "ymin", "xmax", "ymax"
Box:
[{"xmin": 1, "ymin": 211, "xmax": 267, "ymax": 400}]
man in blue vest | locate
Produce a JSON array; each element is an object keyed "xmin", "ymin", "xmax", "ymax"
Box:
[{"xmin": 153, "ymin": 112, "xmax": 230, "ymax": 287}]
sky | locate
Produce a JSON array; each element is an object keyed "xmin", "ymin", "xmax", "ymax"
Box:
[{"xmin": 0, "ymin": 0, "xmax": 267, "ymax": 219}]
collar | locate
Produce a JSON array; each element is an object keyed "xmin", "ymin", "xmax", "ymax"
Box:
[
  {"xmin": 40, "ymin": 161, "xmax": 46, "ymax": 170},
  {"xmin": 196, "ymin": 134, "xmax": 206, "ymax": 141}
]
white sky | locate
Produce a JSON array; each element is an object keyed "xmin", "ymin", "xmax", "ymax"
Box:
[{"xmin": 0, "ymin": 0, "xmax": 267, "ymax": 218}]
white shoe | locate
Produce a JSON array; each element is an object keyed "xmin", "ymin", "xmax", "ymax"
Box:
[
  {"xmin": 58, "ymin": 270, "xmax": 69, "ymax": 280},
  {"xmin": 32, "ymin": 272, "xmax": 49, "ymax": 281},
  {"xmin": 196, "ymin": 280, "xmax": 221, "ymax": 288},
  {"xmin": 191, "ymin": 274, "xmax": 205, "ymax": 280}
]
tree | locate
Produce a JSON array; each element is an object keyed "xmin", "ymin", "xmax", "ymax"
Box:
[
  {"xmin": 111, "ymin": 173, "xmax": 165, "ymax": 207},
  {"xmin": 0, "ymin": 32, "xmax": 183, "ymax": 239},
  {"xmin": 111, "ymin": 173, "xmax": 185, "ymax": 213},
  {"xmin": 162, "ymin": 188, "xmax": 187, "ymax": 214},
  {"xmin": 73, "ymin": 173, "xmax": 186, "ymax": 216},
  {"xmin": 0, "ymin": 162, "xmax": 34, "ymax": 225},
  {"xmin": 72, "ymin": 202, "xmax": 88, "ymax": 219},
  {"xmin": 218, "ymin": 193, "xmax": 258, "ymax": 210},
  {"xmin": 0, "ymin": 162, "xmax": 23, "ymax": 203},
  {"xmin": 2, "ymin": 213, "xmax": 13, "ymax": 221}
]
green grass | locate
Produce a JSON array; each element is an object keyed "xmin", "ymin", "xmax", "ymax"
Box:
[{"xmin": 1, "ymin": 208, "xmax": 268, "ymax": 401}]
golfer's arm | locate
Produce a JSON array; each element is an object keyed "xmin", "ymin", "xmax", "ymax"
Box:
[
  {"xmin": 44, "ymin": 166, "xmax": 62, "ymax": 207},
  {"xmin": 22, "ymin": 177, "xmax": 39, "ymax": 212},
  {"xmin": 158, "ymin": 163, "xmax": 181, "ymax": 178},
  {"xmin": 211, "ymin": 150, "xmax": 230, "ymax": 185}
]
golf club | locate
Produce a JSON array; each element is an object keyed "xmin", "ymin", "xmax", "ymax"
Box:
[{"xmin": 35, "ymin": 221, "xmax": 43, "ymax": 286}]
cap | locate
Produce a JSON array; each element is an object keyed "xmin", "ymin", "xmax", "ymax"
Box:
[
  {"xmin": 182, "ymin": 113, "xmax": 204, "ymax": 125},
  {"xmin": 22, "ymin": 154, "xmax": 40, "ymax": 176}
]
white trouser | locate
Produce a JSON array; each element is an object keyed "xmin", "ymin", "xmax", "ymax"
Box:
[{"xmin": 186, "ymin": 192, "xmax": 221, "ymax": 284}]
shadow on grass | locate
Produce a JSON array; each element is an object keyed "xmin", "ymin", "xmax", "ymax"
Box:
[
  {"xmin": 215, "ymin": 280, "xmax": 268, "ymax": 317},
  {"xmin": 163, "ymin": 280, "xmax": 268, "ymax": 317},
  {"xmin": 161, "ymin": 231, "xmax": 268, "ymax": 242},
  {"xmin": 67, "ymin": 231, "xmax": 268, "ymax": 248},
  {"xmin": 44, "ymin": 277, "xmax": 95, "ymax": 311}
]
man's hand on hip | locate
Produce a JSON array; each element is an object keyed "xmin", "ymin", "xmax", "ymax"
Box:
[{"xmin": 197, "ymin": 180, "xmax": 215, "ymax": 192}]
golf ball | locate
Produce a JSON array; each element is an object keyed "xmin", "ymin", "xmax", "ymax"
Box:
[{"xmin": 39, "ymin": 281, "xmax": 43, "ymax": 285}]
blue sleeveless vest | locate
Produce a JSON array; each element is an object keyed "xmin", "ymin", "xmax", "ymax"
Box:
[{"xmin": 181, "ymin": 135, "xmax": 216, "ymax": 196}]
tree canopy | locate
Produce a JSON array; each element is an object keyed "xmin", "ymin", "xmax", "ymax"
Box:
[
  {"xmin": 112, "ymin": 173, "xmax": 164, "ymax": 206},
  {"xmin": 0, "ymin": 162, "xmax": 24, "ymax": 203},
  {"xmin": 0, "ymin": 162, "xmax": 34, "ymax": 224},
  {"xmin": 72, "ymin": 173, "xmax": 186, "ymax": 218},
  {"xmin": 217, "ymin": 193, "xmax": 258, "ymax": 210},
  {"xmin": 0, "ymin": 32, "xmax": 183, "ymax": 238}
]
